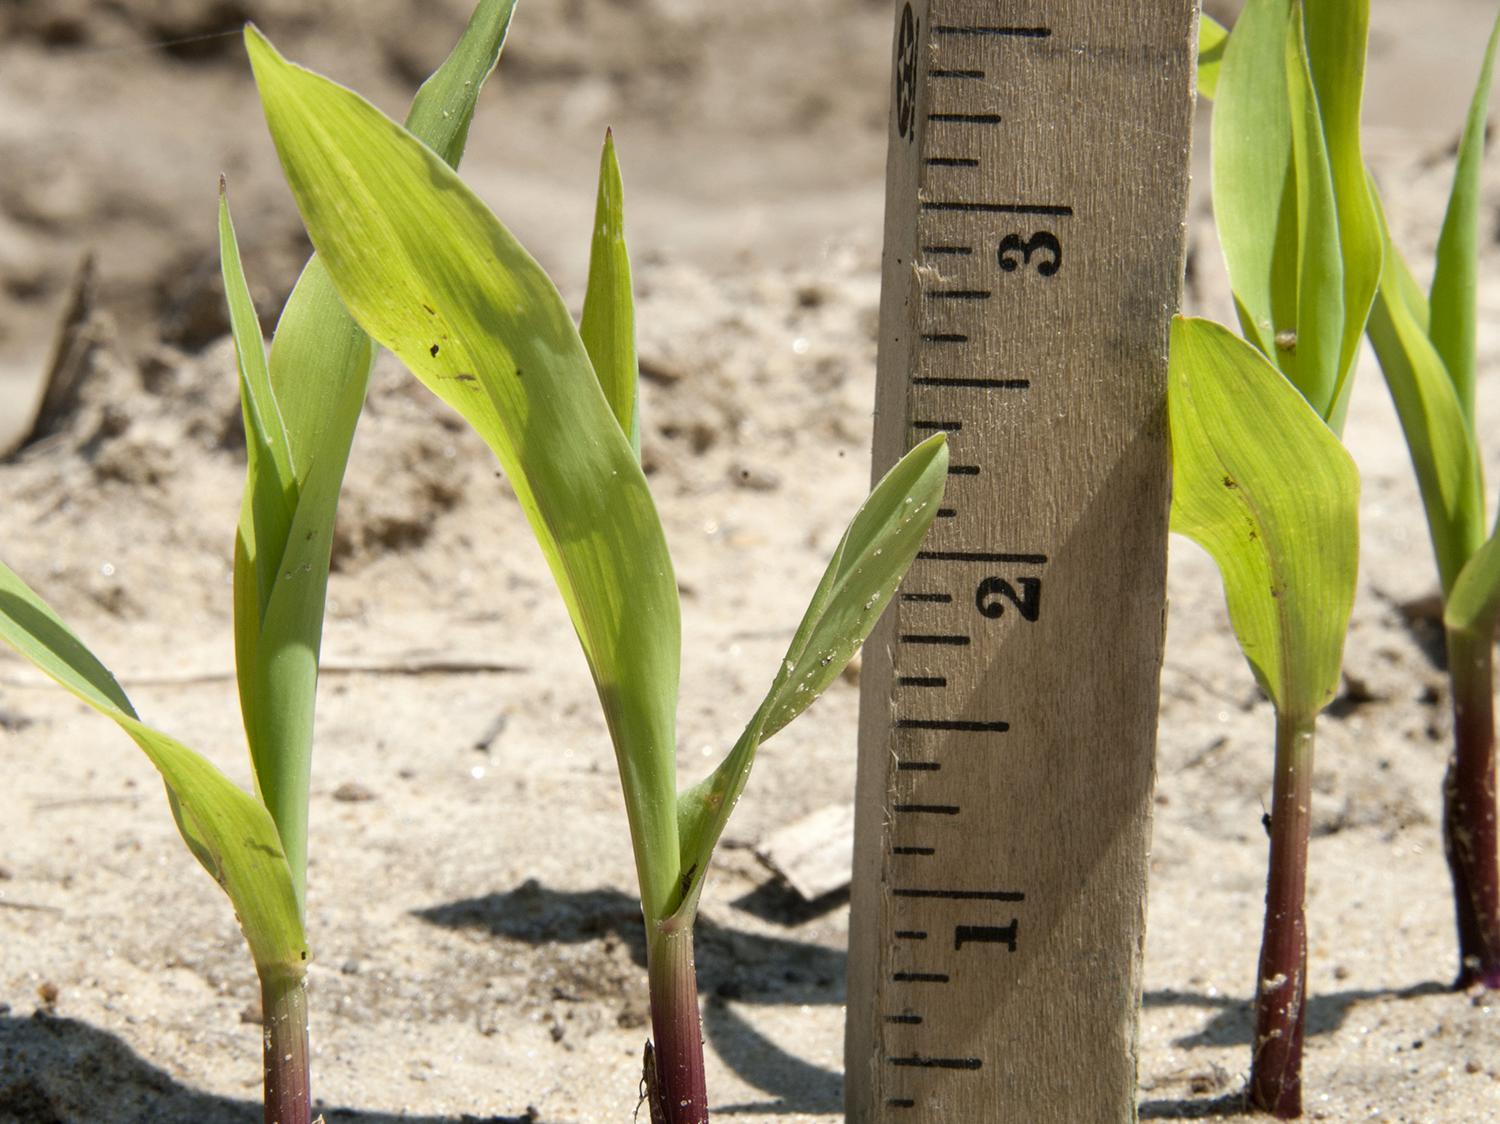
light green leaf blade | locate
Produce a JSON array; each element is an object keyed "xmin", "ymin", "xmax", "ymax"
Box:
[
  {"xmin": 1197, "ymin": 13, "xmax": 1228, "ymax": 101},
  {"xmin": 220, "ymin": 187, "xmax": 297, "ymax": 627},
  {"xmin": 1447, "ymin": 524, "xmax": 1500, "ymax": 639},
  {"xmin": 580, "ymin": 129, "xmax": 641, "ymax": 458},
  {"xmin": 1168, "ymin": 317, "xmax": 1358, "ymax": 720},
  {"xmin": 232, "ymin": 1, "xmax": 516, "ymax": 905},
  {"xmin": 403, "ymin": 0, "xmax": 517, "ymax": 169},
  {"xmin": 1367, "ymin": 222, "xmax": 1485, "ymax": 593},
  {"xmin": 1428, "ymin": 9, "xmax": 1500, "ymax": 424},
  {"xmin": 265, "ymin": 0, "xmax": 513, "ymax": 473},
  {"xmin": 673, "ymin": 435, "xmax": 949, "ymax": 920},
  {"xmin": 0, "ymin": 561, "xmax": 307, "ymax": 975},
  {"xmin": 1213, "ymin": 0, "xmax": 1296, "ymax": 362},
  {"xmin": 1299, "ymin": 0, "xmax": 1380, "ymax": 431},
  {"xmin": 1282, "ymin": 5, "xmax": 1346, "ymax": 420},
  {"xmin": 246, "ymin": 29, "xmax": 684, "ymax": 922}
]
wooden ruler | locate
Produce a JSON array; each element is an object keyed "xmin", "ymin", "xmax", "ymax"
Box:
[{"xmin": 846, "ymin": 2, "xmax": 1196, "ymax": 1119}]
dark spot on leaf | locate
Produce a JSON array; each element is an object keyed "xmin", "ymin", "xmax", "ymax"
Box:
[
  {"xmin": 454, "ymin": 373, "xmax": 477, "ymax": 383},
  {"xmin": 422, "ymin": 303, "xmax": 436, "ymax": 315},
  {"xmin": 1223, "ymin": 475, "xmax": 1237, "ymax": 489},
  {"xmin": 430, "ymin": 343, "xmax": 440, "ymax": 357},
  {"xmin": 680, "ymin": 863, "xmax": 698, "ymax": 896}
]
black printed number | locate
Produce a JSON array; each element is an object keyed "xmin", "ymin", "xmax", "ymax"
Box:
[
  {"xmin": 997, "ymin": 232, "xmax": 1061, "ymax": 277},
  {"xmin": 976, "ymin": 577, "xmax": 1041, "ymax": 622}
]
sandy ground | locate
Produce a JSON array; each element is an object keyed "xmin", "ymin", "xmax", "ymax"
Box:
[{"xmin": 3, "ymin": 0, "xmax": 1500, "ymax": 1120}]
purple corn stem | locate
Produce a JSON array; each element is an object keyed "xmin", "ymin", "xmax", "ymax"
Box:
[
  {"xmin": 1444, "ymin": 626, "xmax": 1500, "ymax": 989},
  {"xmin": 260, "ymin": 968, "xmax": 312, "ymax": 1124},
  {"xmin": 646, "ymin": 917, "xmax": 708, "ymax": 1124},
  {"xmin": 1248, "ymin": 712, "xmax": 1314, "ymax": 1119}
]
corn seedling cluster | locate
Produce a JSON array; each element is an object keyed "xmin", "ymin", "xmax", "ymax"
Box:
[
  {"xmin": 0, "ymin": 4, "xmax": 514, "ymax": 1120},
  {"xmin": 1365, "ymin": 13, "xmax": 1500, "ymax": 991},
  {"xmin": 8, "ymin": 1, "xmax": 1500, "ymax": 1120},
  {"xmin": 1178, "ymin": 0, "xmax": 1500, "ymax": 1116},
  {"xmin": 239, "ymin": 20, "xmax": 947, "ymax": 1123}
]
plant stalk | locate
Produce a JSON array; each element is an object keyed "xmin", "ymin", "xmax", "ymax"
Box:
[
  {"xmin": 1444, "ymin": 625, "xmax": 1500, "ymax": 988},
  {"xmin": 1248, "ymin": 711, "xmax": 1315, "ymax": 1119},
  {"xmin": 260, "ymin": 968, "xmax": 312, "ymax": 1124},
  {"xmin": 646, "ymin": 918, "xmax": 708, "ymax": 1124}
]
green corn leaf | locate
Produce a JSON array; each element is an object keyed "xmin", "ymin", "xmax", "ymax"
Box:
[
  {"xmin": 580, "ymin": 129, "xmax": 641, "ymax": 458},
  {"xmin": 1213, "ymin": 0, "xmax": 1296, "ymax": 363},
  {"xmin": 1367, "ymin": 219, "xmax": 1485, "ymax": 594},
  {"xmin": 0, "ymin": 561, "xmax": 307, "ymax": 975},
  {"xmin": 1447, "ymin": 525, "xmax": 1500, "ymax": 640},
  {"xmin": 673, "ymin": 434, "xmax": 949, "ymax": 921},
  {"xmin": 1168, "ymin": 317, "xmax": 1358, "ymax": 721},
  {"xmin": 245, "ymin": 28, "xmax": 684, "ymax": 923},
  {"xmin": 404, "ymin": 0, "xmax": 517, "ymax": 169},
  {"xmin": 1428, "ymin": 9, "xmax": 1500, "ymax": 424},
  {"xmin": 1300, "ymin": 0, "xmax": 1380, "ymax": 430},
  {"xmin": 1197, "ymin": 13, "xmax": 1228, "ymax": 100},
  {"xmin": 1213, "ymin": 0, "xmax": 1379, "ymax": 428},
  {"xmin": 226, "ymin": 1, "xmax": 515, "ymax": 906},
  {"xmin": 1282, "ymin": 6, "xmax": 1345, "ymax": 421}
]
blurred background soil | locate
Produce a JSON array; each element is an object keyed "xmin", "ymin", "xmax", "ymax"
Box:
[{"xmin": 3, "ymin": 0, "xmax": 1500, "ymax": 1120}]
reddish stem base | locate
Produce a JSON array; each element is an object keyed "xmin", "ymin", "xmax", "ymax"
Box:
[
  {"xmin": 261, "ymin": 969, "xmax": 312, "ymax": 1124},
  {"xmin": 1248, "ymin": 714, "xmax": 1313, "ymax": 1119},
  {"xmin": 1444, "ymin": 629, "xmax": 1500, "ymax": 989},
  {"xmin": 646, "ymin": 920, "xmax": 708, "ymax": 1124}
]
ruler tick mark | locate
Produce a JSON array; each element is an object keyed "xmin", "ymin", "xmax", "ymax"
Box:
[
  {"xmin": 910, "ymin": 420, "xmax": 961, "ymax": 431},
  {"xmin": 920, "ymin": 332, "xmax": 968, "ymax": 343},
  {"xmin": 885, "ymin": 1013, "xmax": 924, "ymax": 1025},
  {"xmin": 891, "ymin": 1056, "xmax": 984, "ymax": 1070},
  {"xmin": 918, "ymin": 551, "xmax": 1048, "ymax": 564},
  {"xmin": 900, "ymin": 591, "xmax": 952, "ymax": 603},
  {"xmin": 897, "ymin": 761, "xmax": 941, "ymax": 771},
  {"xmin": 920, "ymin": 244, "xmax": 972, "ymax": 256},
  {"xmin": 925, "ymin": 156, "xmax": 980, "ymax": 168},
  {"xmin": 928, "ymin": 68, "xmax": 985, "ymax": 79},
  {"xmin": 886, "ymin": 1099, "xmax": 917, "ymax": 1109},
  {"xmin": 947, "ymin": 464, "xmax": 980, "ymax": 476},
  {"xmin": 895, "ymin": 718, "xmax": 1008, "ymax": 732},
  {"xmin": 894, "ymin": 930, "xmax": 928, "ymax": 940},
  {"xmin": 893, "ymin": 846, "xmax": 936, "ymax": 855},
  {"xmin": 927, "ymin": 112, "xmax": 1003, "ymax": 125},
  {"xmin": 893, "ymin": 888, "xmax": 1026, "ymax": 901},
  {"xmin": 923, "ymin": 200, "xmax": 1074, "ymax": 216},
  {"xmin": 933, "ymin": 24, "xmax": 1051, "ymax": 38},
  {"xmin": 897, "ymin": 675, "xmax": 947, "ymax": 687},
  {"xmin": 892, "ymin": 971, "xmax": 950, "ymax": 983},
  {"xmin": 894, "ymin": 804, "xmax": 961, "ymax": 816},
  {"xmin": 935, "ymin": 508, "xmax": 957, "ymax": 519},
  {"xmin": 925, "ymin": 289, "xmax": 991, "ymax": 301},
  {"xmin": 899, "ymin": 634, "xmax": 969, "ymax": 646},
  {"xmin": 913, "ymin": 376, "xmax": 1029, "ymax": 389}
]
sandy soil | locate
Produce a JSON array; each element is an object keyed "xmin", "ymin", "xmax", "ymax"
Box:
[{"xmin": 3, "ymin": 1, "xmax": 1500, "ymax": 1120}]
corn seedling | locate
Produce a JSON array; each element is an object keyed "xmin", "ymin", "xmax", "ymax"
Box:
[
  {"xmin": 242, "ymin": 24, "xmax": 948, "ymax": 1121},
  {"xmin": 0, "ymin": 6, "xmax": 512, "ymax": 1121},
  {"xmin": 1173, "ymin": 0, "xmax": 1378, "ymax": 1114},
  {"xmin": 1365, "ymin": 13, "xmax": 1500, "ymax": 989}
]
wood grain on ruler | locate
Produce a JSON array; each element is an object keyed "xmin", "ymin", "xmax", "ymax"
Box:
[{"xmin": 847, "ymin": 1, "xmax": 1196, "ymax": 1120}]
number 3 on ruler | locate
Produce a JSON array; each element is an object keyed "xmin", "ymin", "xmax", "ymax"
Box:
[{"xmin": 997, "ymin": 231, "xmax": 1062, "ymax": 276}]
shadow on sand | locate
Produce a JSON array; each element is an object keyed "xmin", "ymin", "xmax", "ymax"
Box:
[{"xmin": 0, "ymin": 1010, "xmax": 540, "ymax": 1123}]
